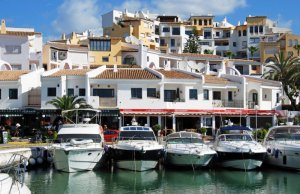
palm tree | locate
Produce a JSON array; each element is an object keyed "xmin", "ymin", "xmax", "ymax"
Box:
[
  {"xmin": 263, "ymin": 52, "xmax": 300, "ymax": 110},
  {"xmin": 248, "ymin": 46, "xmax": 258, "ymax": 59},
  {"xmin": 293, "ymin": 44, "xmax": 300, "ymax": 56},
  {"xmin": 46, "ymin": 95, "xmax": 91, "ymax": 110}
]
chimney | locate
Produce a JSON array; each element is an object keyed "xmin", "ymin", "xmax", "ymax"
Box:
[
  {"xmin": 1, "ymin": 19, "xmax": 6, "ymax": 34},
  {"xmin": 113, "ymin": 64, "xmax": 118, "ymax": 72}
]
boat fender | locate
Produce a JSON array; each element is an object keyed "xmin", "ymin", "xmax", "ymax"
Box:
[
  {"xmin": 29, "ymin": 157, "xmax": 36, "ymax": 166},
  {"xmin": 104, "ymin": 145, "xmax": 110, "ymax": 153},
  {"xmin": 283, "ymin": 155, "xmax": 287, "ymax": 165},
  {"xmin": 275, "ymin": 149, "xmax": 279, "ymax": 158},
  {"xmin": 267, "ymin": 148, "xmax": 271, "ymax": 153},
  {"xmin": 37, "ymin": 157, "xmax": 44, "ymax": 164}
]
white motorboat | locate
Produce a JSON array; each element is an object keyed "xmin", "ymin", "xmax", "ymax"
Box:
[
  {"xmin": 164, "ymin": 131, "xmax": 216, "ymax": 168},
  {"xmin": 263, "ymin": 125, "xmax": 300, "ymax": 169},
  {"xmin": 110, "ymin": 125, "xmax": 163, "ymax": 171},
  {"xmin": 0, "ymin": 154, "xmax": 31, "ymax": 194},
  {"xmin": 52, "ymin": 109, "xmax": 105, "ymax": 173},
  {"xmin": 214, "ymin": 126, "xmax": 266, "ymax": 170}
]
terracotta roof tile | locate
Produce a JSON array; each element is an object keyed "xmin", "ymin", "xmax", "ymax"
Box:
[
  {"xmin": 156, "ymin": 70, "xmax": 197, "ymax": 79},
  {"xmin": 4, "ymin": 31, "xmax": 41, "ymax": 36},
  {"xmin": 0, "ymin": 70, "xmax": 30, "ymax": 81},
  {"xmin": 204, "ymin": 75, "xmax": 230, "ymax": 84},
  {"xmin": 94, "ymin": 69, "xmax": 159, "ymax": 79},
  {"xmin": 173, "ymin": 53, "xmax": 223, "ymax": 59},
  {"xmin": 48, "ymin": 69, "xmax": 89, "ymax": 77}
]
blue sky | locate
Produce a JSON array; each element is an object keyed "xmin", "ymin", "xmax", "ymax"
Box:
[{"xmin": 1, "ymin": 0, "xmax": 300, "ymax": 41}]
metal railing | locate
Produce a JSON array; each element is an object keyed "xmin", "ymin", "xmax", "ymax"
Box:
[{"xmin": 212, "ymin": 100, "xmax": 243, "ymax": 108}]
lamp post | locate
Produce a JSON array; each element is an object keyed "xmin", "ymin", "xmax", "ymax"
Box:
[
  {"xmin": 254, "ymin": 105, "xmax": 259, "ymax": 141},
  {"xmin": 75, "ymin": 104, "xmax": 80, "ymax": 124}
]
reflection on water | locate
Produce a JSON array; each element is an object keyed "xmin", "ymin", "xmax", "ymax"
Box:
[{"xmin": 25, "ymin": 168, "xmax": 300, "ymax": 194}]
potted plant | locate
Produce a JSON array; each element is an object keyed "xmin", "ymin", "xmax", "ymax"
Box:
[
  {"xmin": 152, "ymin": 124, "xmax": 161, "ymax": 136},
  {"xmin": 199, "ymin": 127, "xmax": 207, "ymax": 136}
]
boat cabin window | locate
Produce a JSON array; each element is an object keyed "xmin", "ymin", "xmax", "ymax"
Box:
[
  {"xmin": 119, "ymin": 131, "xmax": 156, "ymax": 141},
  {"xmin": 219, "ymin": 134, "xmax": 252, "ymax": 141},
  {"xmin": 167, "ymin": 138, "xmax": 203, "ymax": 144},
  {"xmin": 272, "ymin": 133, "xmax": 300, "ymax": 140},
  {"xmin": 56, "ymin": 134, "xmax": 101, "ymax": 143}
]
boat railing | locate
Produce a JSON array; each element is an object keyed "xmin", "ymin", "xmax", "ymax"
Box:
[
  {"xmin": 53, "ymin": 138, "xmax": 103, "ymax": 148},
  {"xmin": 0, "ymin": 154, "xmax": 28, "ymax": 186}
]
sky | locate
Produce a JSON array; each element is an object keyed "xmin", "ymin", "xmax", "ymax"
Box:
[{"xmin": 1, "ymin": 0, "xmax": 300, "ymax": 42}]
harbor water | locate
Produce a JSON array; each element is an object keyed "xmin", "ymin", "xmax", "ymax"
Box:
[{"xmin": 25, "ymin": 167, "xmax": 300, "ymax": 194}]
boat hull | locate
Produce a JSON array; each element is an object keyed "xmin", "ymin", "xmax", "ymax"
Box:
[
  {"xmin": 265, "ymin": 147, "xmax": 300, "ymax": 169},
  {"xmin": 53, "ymin": 147, "xmax": 104, "ymax": 173},
  {"xmin": 165, "ymin": 152, "xmax": 215, "ymax": 167},
  {"xmin": 216, "ymin": 152, "xmax": 265, "ymax": 170},
  {"xmin": 0, "ymin": 173, "xmax": 31, "ymax": 194},
  {"xmin": 111, "ymin": 148, "xmax": 162, "ymax": 171}
]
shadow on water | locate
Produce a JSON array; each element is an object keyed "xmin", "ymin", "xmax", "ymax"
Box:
[{"xmin": 25, "ymin": 167, "xmax": 300, "ymax": 194}]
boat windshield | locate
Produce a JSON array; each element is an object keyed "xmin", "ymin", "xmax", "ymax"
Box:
[
  {"xmin": 219, "ymin": 134, "xmax": 253, "ymax": 141},
  {"xmin": 270, "ymin": 133, "xmax": 300, "ymax": 141},
  {"xmin": 56, "ymin": 134, "xmax": 101, "ymax": 143},
  {"xmin": 167, "ymin": 137, "xmax": 203, "ymax": 144},
  {"xmin": 119, "ymin": 131, "xmax": 156, "ymax": 141}
]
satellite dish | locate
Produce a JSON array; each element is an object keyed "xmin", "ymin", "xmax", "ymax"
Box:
[{"xmin": 125, "ymin": 36, "xmax": 131, "ymax": 43}]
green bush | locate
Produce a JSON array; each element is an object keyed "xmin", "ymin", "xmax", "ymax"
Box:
[
  {"xmin": 199, "ymin": 127, "xmax": 207, "ymax": 135},
  {"xmin": 152, "ymin": 124, "xmax": 161, "ymax": 135},
  {"xmin": 252, "ymin": 129, "xmax": 268, "ymax": 140}
]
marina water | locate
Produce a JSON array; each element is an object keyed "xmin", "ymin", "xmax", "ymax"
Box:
[{"xmin": 25, "ymin": 168, "xmax": 300, "ymax": 194}]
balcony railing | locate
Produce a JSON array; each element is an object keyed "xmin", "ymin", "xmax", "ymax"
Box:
[
  {"xmin": 212, "ymin": 100, "xmax": 243, "ymax": 108},
  {"xmin": 248, "ymin": 101, "xmax": 258, "ymax": 109},
  {"xmin": 164, "ymin": 98, "xmax": 185, "ymax": 102},
  {"xmin": 99, "ymin": 98, "xmax": 117, "ymax": 107}
]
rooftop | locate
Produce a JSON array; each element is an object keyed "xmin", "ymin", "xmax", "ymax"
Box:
[
  {"xmin": 47, "ymin": 69, "xmax": 89, "ymax": 77},
  {"xmin": 94, "ymin": 69, "xmax": 159, "ymax": 80},
  {"xmin": 0, "ymin": 70, "xmax": 30, "ymax": 81},
  {"xmin": 156, "ymin": 69, "xmax": 198, "ymax": 79}
]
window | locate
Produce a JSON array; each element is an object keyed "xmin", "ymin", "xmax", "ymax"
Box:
[
  {"xmin": 147, "ymin": 88, "xmax": 156, "ymax": 98},
  {"xmin": 276, "ymin": 93, "xmax": 280, "ymax": 103},
  {"xmin": 289, "ymin": 39, "xmax": 293, "ymax": 47},
  {"xmin": 160, "ymin": 39, "xmax": 166, "ymax": 46},
  {"xmin": 216, "ymin": 32, "xmax": 220, "ymax": 37},
  {"xmin": 170, "ymin": 39, "xmax": 175, "ymax": 47},
  {"xmin": 294, "ymin": 39, "xmax": 298, "ymax": 46},
  {"xmin": 0, "ymin": 89, "xmax": 1, "ymax": 99},
  {"xmin": 236, "ymin": 65, "xmax": 244, "ymax": 74},
  {"xmin": 228, "ymin": 91, "xmax": 233, "ymax": 101},
  {"xmin": 5, "ymin": 45, "xmax": 21, "ymax": 54},
  {"xmin": 209, "ymin": 19, "xmax": 212, "ymax": 25},
  {"xmin": 199, "ymin": 19, "xmax": 202, "ymax": 25},
  {"xmin": 259, "ymin": 26, "xmax": 263, "ymax": 33},
  {"xmin": 79, "ymin": 88, "xmax": 85, "ymax": 96},
  {"xmin": 162, "ymin": 27, "xmax": 170, "ymax": 32},
  {"xmin": 93, "ymin": 89, "xmax": 114, "ymax": 98},
  {"xmin": 47, "ymin": 88, "xmax": 56, "ymax": 97},
  {"xmin": 213, "ymin": 91, "xmax": 221, "ymax": 100},
  {"xmin": 249, "ymin": 38, "xmax": 260, "ymax": 43},
  {"xmin": 204, "ymin": 19, "xmax": 207, "ymax": 25},
  {"xmin": 9, "ymin": 89, "xmax": 18, "ymax": 99},
  {"xmin": 172, "ymin": 27, "xmax": 180, "ymax": 35},
  {"xmin": 131, "ymin": 88, "xmax": 142, "ymax": 99},
  {"xmin": 58, "ymin": 51, "xmax": 67, "ymax": 60},
  {"xmin": 233, "ymin": 42, "xmax": 237, "ymax": 47},
  {"xmin": 242, "ymin": 41, "xmax": 247, "ymax": 49},
  {"xmin": 255, "ymin": 26, "xmax": 259, "ymax": 33},
  {"xmin": 250, "ymin": 26, "xmax": 253, "ymax": 33},
  {"xmin": 243, "ymin": 30, "xmax": 247, "ymax": 36},
  {"xmin": 251, "ymin": 65, "xmax": 257, "ymax": 70},
  {"xmin": 194, "ymin": 19, "xmax": 197, "ymax": 25},
  {"xmin": 123, "ymin": 55, "xmax": 136, "ymax": 65},
  {"xmin": 204, "ymin": 31, "xmax": 211, "ymax": 39},
  {"xmin": 11, "ymin": 64, "xmax": 21, "ymax": 70},
  {"xmin": 204, "ymin": 89, "xmax": 209, "ymax": 100},
  {"xmin": 238, "ymin": 31, "xmax": 241, "ymax": 37},
  {"xmin": 90, "ymin": 40, "xmax": 111, "ymax": 51},
  {"xmin": 189, "ymin": 89, "xmax": 198, "ymax": 100},
  {"xmin": 102, "ymin": 56, "xmax": 109, "ymax": 62},
  {"xmin": 185, "ymin": 30, "xmax": 192, "ymax": 36},
  {"xmin": 67, "ymin": 88, "xmax": 74, "ymax": 96},
  {"xmin": 155, "ymin": 25, "xmax": 160, "ymax": 35},
  {"xmin": 164, "ymin": 90, "xmax": 176, "ymax": 102}
]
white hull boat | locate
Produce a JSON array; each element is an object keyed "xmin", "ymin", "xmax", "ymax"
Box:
[
  {"xmin": 214, "ymin": 126, "xmax": 266, "ymax": 170},
  {"xmin": 110, "ymin": 126, "xmax": 163, "ymax": 171},
  {"xmin": 263, "ymin": 125, "xmax": 300, "ymax": 169},
  {"xmin": 164, "ymin": 131, "xmax": 216, "ymax": 168}
]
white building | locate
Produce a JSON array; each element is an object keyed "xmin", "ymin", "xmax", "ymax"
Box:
[
  {"xmin": 0, "ymin": 20, "xmax": 42, "ymax": 70},
  {"xmin": 40, "ymin": 65, "xmax": 281, "ymax": 133},
  {"xmin": 43, "ymin": 42, "xmax": 89, "ymax": 70}
]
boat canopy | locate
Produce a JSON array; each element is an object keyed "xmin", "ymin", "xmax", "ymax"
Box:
[{"xmin": 220, "ymin": 126, "xmax": 252, "ymax": 131}]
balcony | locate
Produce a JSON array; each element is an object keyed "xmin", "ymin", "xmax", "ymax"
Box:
[
  {"xmin": 99, "ymin": 97, "xmax": 117, "ymax": 108},
  {"xmin": 212, "ymin": 100, "xmax": 243, "ymax": 108}
]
